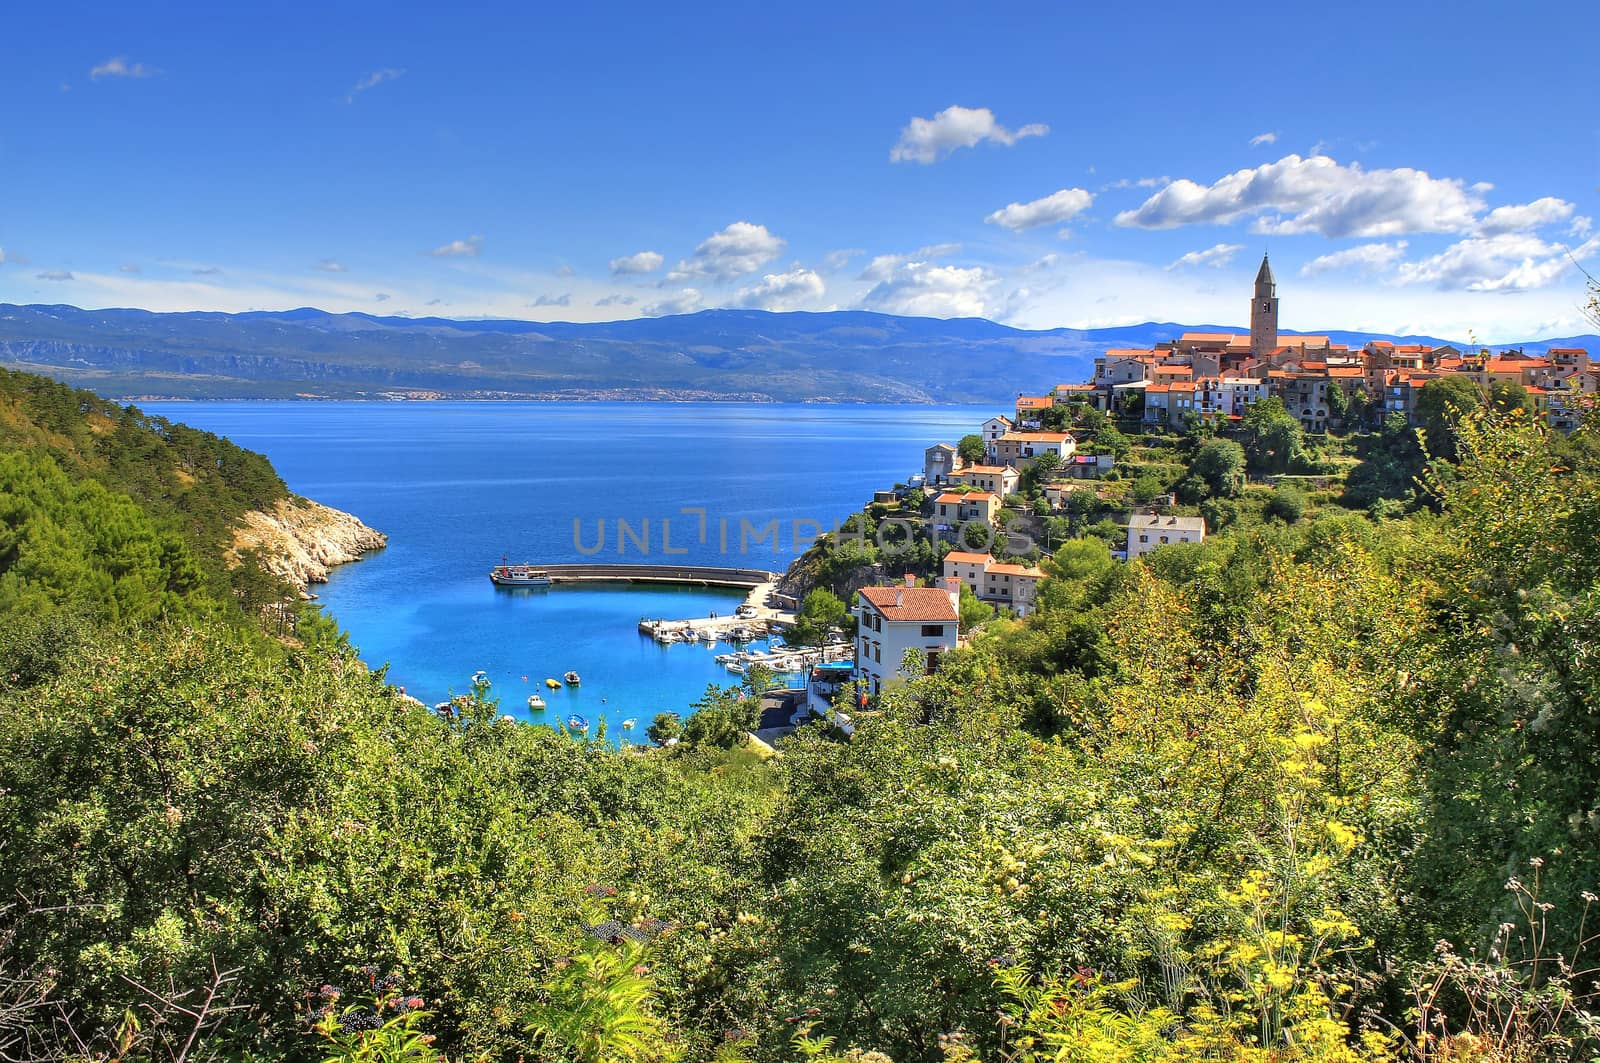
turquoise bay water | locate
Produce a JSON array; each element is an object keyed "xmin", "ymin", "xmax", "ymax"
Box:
[{"xmin": 144, "ymin": 401, "xmax": 986, "ymax": 742}]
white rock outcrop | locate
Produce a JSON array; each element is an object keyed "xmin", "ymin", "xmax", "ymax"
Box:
[{"xmin": 232, "ymin": 497, "xmax": 387, "ymax": 592}]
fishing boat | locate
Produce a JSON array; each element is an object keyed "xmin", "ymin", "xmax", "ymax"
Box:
[
  {"xmin": 527, "ymin": 694, "xmax": 546, "ymax": 710},
  {"xmin": 563, "ymin": 671, "xmax": 581, "ymax": 685},
  {"xmin": 566, "ymin": 714, "xmax": 588, "ymax": 730},
  {"xmin": 698, "ymin": 628, "xmax": 718, "ymax": 643},
  {"xmin": 545, "ymin": 677, "xmax": 562, "ymax": 689},
  {"xmin": 489, "ymin": 556, "xmax": 552, "ymax": 587}
]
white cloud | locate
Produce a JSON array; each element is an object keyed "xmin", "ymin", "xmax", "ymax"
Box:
[
  {"xmin": 889, "ymin": 105, "xmax": 1048, "ymax": 164},
  {"xmin": 1396, "ymin": 233, "xmax": 1600, "ymax": 292},
  {"xmin": 1104, "ymin": 176, "xmax": 1169, "ymax": 190},
  {"xmin": 1249, "ymin": 132, "xmax": 1278, "ymax": 147},
  {"xmin": 192, "ymin": 266, "xmax": 222, "ymax": 276},
  {"xmin": 1300, "ymin": 241, "xmax": 1409, "ymax": 276},
  {"xmin": 345, "ymin": 68, "xmax": 404, "ymax": 103},
  {"xmin": 36, "ymin": 270, "xmax": 74, "ymax": 281},
  {"xmin": 859, "ymin": 257, "xmax": 996, "ymax": 318},
  {"xmin": 317, "ymin": 259, "xmax": 347, "ymax": 272},
  {"xmin": 554, "ymin": 264, "xmax": 575, "ymax": 277},
  {"xmin": 595, "ymin": 294, "xmax": 636, "ymax": 307},
  {"xmin": 664, "ymin": 222, "xmax": 783, "ymax": 282},
  {"xmin": 530, "ymin": 293, "xmax": 571, "ymax": 307},
  {"xmin": 118, "ymin": 263, "xmax": 140, "ymax": 273},
  {"xmin": 1022, "ymin": 253, "xmax": 1062, "ymax": 273},
  {"xmin": 90, "ymin": 56, "xmax": 156, "ymax": 80},
  {"xmin": 857, "ymin": 243, "xmax": 963, "ymax": 284},
  {"xmin": 1114, "ymin": 154, "xmax": 1487, "ymax": 238},
  {"xmin": 823, "ymin": 248, "xmax": 864, "ymax": 271},
  {"xmin": 1166, "ymin": 243, "xmax": 1244, "ymax": 271},
  {"xmin": 1476, "ymin": 197, "xmax": 1575, "ymax": 236},
  {"xmin": 1571, "ymin": 216, "xmax": 1594, "ymax": 238},
  {"xmin": 608, "ymin": 250, "xmax": 663, "ymax": 275},
  {"xmin": 643, "ymin": 288, "xmax": 703, "ymax": 316},
  {"xmin": 984, "ymin": 188, "xmax": 1094, "ymax": 233},
  {"xmin": 735, "ymin": 267, "xmax": 825, "ymax": 311},
  {"xmin": 425, "ymin": 234, "xmax": 483, "ymax": 258}
]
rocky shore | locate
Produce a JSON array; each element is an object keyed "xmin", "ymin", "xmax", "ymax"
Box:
[{"xmin": 232, "ymin": 497, "xmax": 387, "ymax": 593}]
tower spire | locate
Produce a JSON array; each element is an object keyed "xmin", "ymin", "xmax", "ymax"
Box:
[{"xmin": 1250, "ymin": 254, "xmax": 1279, "ymax": 358}]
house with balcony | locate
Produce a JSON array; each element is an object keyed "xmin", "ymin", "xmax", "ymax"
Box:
[
  {"xmin": 953, "ymin": 463, "xmax": 1020, "ymax": 497},
  {"xmin": 992, "ymin": 431, "xmax": 1075, "ymax": 467},
  {"xmin": 854, "ymin": 577, "xmax": 962, "ymax": 696},
  {"xmin": 930, "ymin": 490, "xmax": 1000, "ymax": 531}
]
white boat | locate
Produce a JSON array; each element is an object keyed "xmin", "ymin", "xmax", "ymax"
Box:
[
  {"xmin": 621, "ymin": 718, "xmax": 636, "ymax": 730},
  {"xmin": 527, "ymin": 694, "xmax": 546, "ymax": 710},
  {"xmin": 490, "ymin": 557, "xmax": 552, "ymax": 587},
  {"xmin": 699, "ymin": 629, "xmax": 718, "ymax": 643}
]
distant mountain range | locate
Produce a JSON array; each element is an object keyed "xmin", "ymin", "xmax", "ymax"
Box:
[{"xmin": 1, "ymin": 303, "xmax": 1595, "ymax": 404}]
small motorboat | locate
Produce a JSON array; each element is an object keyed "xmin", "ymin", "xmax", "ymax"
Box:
[
  {"xmin": 472, "ymin": 670, "xmax": 489, "ymax": 686},
  {"xmin": 545, "ymin": 677, "xmax": 562, "ymax": 690},
  {"xmin": 527, "ymin": 695, "xmax": 546, "ymax": 710},
  {"xmin": 564, "ymin": 671, "xmax": 582, "ymax": 685},
  {"xmin": 567, "ymin": 714, "xmax": 588, "ymax": 731},
  {"xmin": 621, "ymin": 718, "xmax": 636, "ymax": 730}
]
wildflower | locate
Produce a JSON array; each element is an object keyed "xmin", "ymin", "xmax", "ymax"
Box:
[
  {"xmin": 1581, "ymin": 890, "xmax": 1597, "ymax": 903},
  {"xmin": 1529, "ymin": 856, "xmax": 1545, "ymax": 869}
]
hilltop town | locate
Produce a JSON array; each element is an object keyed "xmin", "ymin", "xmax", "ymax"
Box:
[{"xmin": 834, "ymin": 255, "xmax": 1595, "ymax": 697}]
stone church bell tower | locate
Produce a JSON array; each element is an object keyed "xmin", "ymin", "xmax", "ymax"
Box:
[{"xmin": 1250, "ymin": 253, "xmax": 1279, "ymax": 359}]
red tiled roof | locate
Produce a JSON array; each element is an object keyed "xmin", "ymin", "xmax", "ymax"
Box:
[
  {"xmin": 859, "ymin": 586, "xmax": 958, "ymax": 623},
  {"xmin": 943, "ymin": 551, "xmax": 993, "ymax": 565}
]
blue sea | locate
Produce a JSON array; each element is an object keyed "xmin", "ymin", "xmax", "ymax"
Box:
[{"xmin": 143, "ymin": 401, "xmax": 986, "ymax": 742}]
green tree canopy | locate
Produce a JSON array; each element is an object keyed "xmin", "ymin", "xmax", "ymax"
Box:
[{"xmin": 956, "ymin": 434, "xmax": 987, "ymax": 463}]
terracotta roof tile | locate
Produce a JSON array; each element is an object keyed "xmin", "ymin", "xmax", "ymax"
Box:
[{"xmin": 859, "ymin": 586, "xmax": 959, "ymax": 623}]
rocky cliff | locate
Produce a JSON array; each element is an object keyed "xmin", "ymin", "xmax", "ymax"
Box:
[{"xmin": 232, "ymin": 497, "xmax": 387, "ymax": 592}]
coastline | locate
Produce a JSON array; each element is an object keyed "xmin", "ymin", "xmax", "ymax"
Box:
[{"xmin": 231, "ymin": 496, "xmax": 387, "ymax": 594}]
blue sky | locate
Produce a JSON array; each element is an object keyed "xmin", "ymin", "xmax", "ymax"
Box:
[{"xmin": 1, "ymin": 1, "xmax": 1596, "ymax": 340}]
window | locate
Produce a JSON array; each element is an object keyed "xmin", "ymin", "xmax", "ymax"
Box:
[
  {"xmin": 926, "ymin": 651, "xmax": 941, "ymax": 674},
  {"xmin": 873, "ymin": 644, "xmax": 881, "ymax": 663},
  {"xmin": 921, "ymin": 624, "xmax": 944, "ymax": 637},
  {"xmin": 1139, "ymin": 534, "xmax": 1149, "ymax": 543}
]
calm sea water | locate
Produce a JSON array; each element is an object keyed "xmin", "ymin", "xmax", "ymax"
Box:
[{"xmin": 143, "ymin": 401, "xmax": 986, "ymax": 742}]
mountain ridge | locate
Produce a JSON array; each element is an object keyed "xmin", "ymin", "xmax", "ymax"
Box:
[{"xmin": 2, "ymin": 303, "xmax": 1592, "ymax": 404}]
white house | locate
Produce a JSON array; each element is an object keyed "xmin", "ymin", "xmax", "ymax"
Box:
[
  {"xmin": 981, "ymin": 415, "xmax": 1013, "ymax": 451},
  {"xmin": 992, "ymin": 431, "xmax": 1076, "ymax": 468},
  {"xmin": 953, "ymin": 463, "xmax": 1019, "ymax": 498},
  {"xmin": 854, "ymin": 576, "xmax": 961, "ymax": 697},
  {"xmin": 1126, "ymin": 513, "xmax": 1206, "ymax": 562}
]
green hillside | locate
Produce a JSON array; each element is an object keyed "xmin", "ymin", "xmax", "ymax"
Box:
[{"xmin": 1, "ymin": 366, "xmax": 1597, "ymax": 1061}]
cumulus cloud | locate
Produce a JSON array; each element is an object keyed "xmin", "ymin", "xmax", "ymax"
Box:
[
  {"xmin": 90, "ymin": 56, "xmax": 156, "ymax": 80},
  {"xmin": 857, "ymin": 244, "xmax": 963, "ymax": 283},
  {"xmin": 316, "ymin": 259, "xmax": 347, "ymax": 272},
  {"xmin": 1166, "ymin": 243, "xmax": 1244, "ymax": 271},
  {"xmin": 664, "ymin": 222, "xmax": 783, "ymax": 282},
  {"xmin": 823, "ymin": 248, "xmax": 864, "ymax": 271},
  {"xmin": 858, "ymin": 255, "xmax": 996, "ymax": 318},
  {"xmin": 1114, "ymin": 154, "xmax": 1487, "ymax": 238},
  {"xmin": 643, "ymin": 289, "xmax": 703, "ymax": 316},
  {"xmin": 735, "ymin": 267, "xmax": 825, "ymax": 311},
  {"xmin": 425, "ymin": 234, "xmax": 483, "ymax": 258},
  {"xmin": 889, "ymin": 105, "xmax": 1048, "ymax": 164},
  {"xmin": 530, "ymin": 293, "xmax": 571, "ymax": 307},
  {"xmin": 609, "ymin": 250, "xmax": 663, "ymax": 275},
  {"xmin": 1022, "ymin": 253, "xmax": 1062, "ymax": 272},
  {"xmin": 1249, "ymin": 132, "xmax": 1278, "ymax": 147},
  {"xmin": 1476, "ymin": 197, "xmax": 1575, "ymax": 236},
  {"xmin": 984, "ymin": 188, "xmax": 1094, "ymax": 233},
  {"xmin": 595, "ymin": 294, "xmax": 637, "ymax": 308},
  {"xmin": 1572, "ymin": 216, "xmax": 1594, "ymax": 239},
  {"xmin": 36, "ymin": 270, "xmax": 74, "ymax": 281},
  {"xmin": 1300, "ymin": 241, "xmax": 1409, "ymax": 276},
  {"xmin": 346, "ymin": 67, "xmax": 404, "ymax": 103},
  {"xmin": 1396, "ymin": 233, "xmax": 1600, "ymax": 292}
]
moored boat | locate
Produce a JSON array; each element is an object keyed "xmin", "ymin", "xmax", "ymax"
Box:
[
  {"xmin": 490, "ymin": 556, "xmax": 552, "ymax": 587},
  {"xmin": 621, "ymin": 717, "xmax": 636, "ymax": 730},
  {"xmin": 545, "ymin": 677, "xmax": 562, "ymax": 689},
  {"xmin": 566, "ymin": 713, "xmax": 588, "ymax": 730},
  {"xmin": 527, "ymin": 694, "xmax": 546, "ymax": 710},
  {"xmin": 564, "ymin": 670, "xmax": 582, "ymax": 685}
]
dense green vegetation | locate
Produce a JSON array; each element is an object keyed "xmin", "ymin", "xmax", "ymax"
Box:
[{"xmin": 1, "ymin": 367, "xmax": 1598, "ymax": 1061}]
